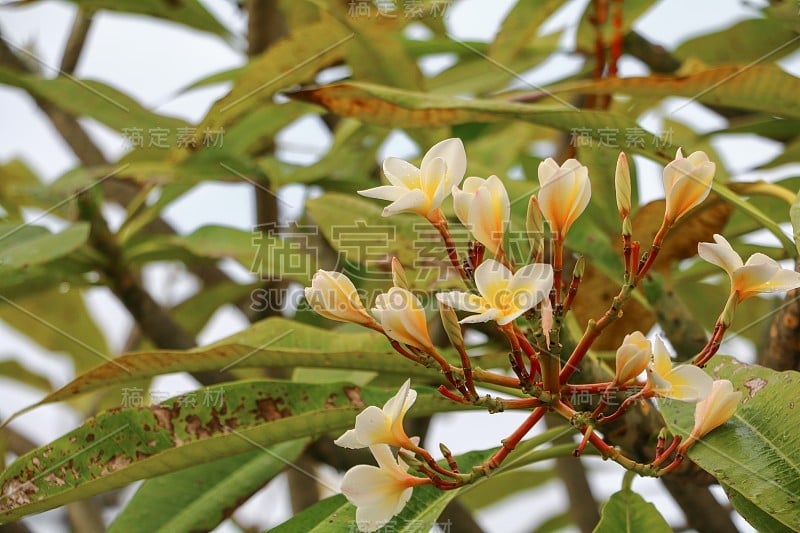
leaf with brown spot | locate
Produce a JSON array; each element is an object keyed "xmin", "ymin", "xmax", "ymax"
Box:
[
  {"xmin": 287, "ymin": 82, "xmax": 674, "ymax": 162},
  {"xmin": 0, "ymin": 381, "xmax": 469, "ymax": 522}
]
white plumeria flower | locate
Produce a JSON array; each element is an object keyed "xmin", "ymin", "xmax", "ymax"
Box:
[
  {"xmin": 451, "ymin": 175, "xmax": 510, "ymax": 256},
  {"xmin": 373, "ymin": 288, "xmax": 435, "ymax": 351},
  {"xmin": 646, "ymin": 337, "xmax": 713, "ymax": 402},
  {"xmin": 537, "ymin": 158, "xmax": 591, "ymax": 240},
  {"xmin": 662, "ymin": 148, "xmax": 715, "ymax": 224},
  {"xmin": 335, "ymin": 379, "xmax": 417, "ymax": 449},
  {"xmin": 341, "ymin": 444, "xmax": 429, "ymax": 532},
  {"xmin": 358, "ymin": 138, "xmax": 466, "ymax": 219},
  {"xmin": 684, "ymin": 379, "xmax": 741, "ymax": 449},
  {"xmin": 698, "ymin": 234, "xmax": 800, "ymax": 302},
  {"xmin": 436, "ymin": 259, "xmax": 553, "ymax": 326},
  {"xmin": 614, "ymin": 331, "xmax": 651, "ymax": 385},
  {"xmin": 305, "ymin": 270, "xmax": 377, "ymax": 327}
]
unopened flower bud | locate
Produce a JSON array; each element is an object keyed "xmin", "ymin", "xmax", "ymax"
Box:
[
  {"xmin": 615, "ymin": 152, "xmax": 631, "ymax": 220},
  {"xmin": 391, "ymin": 257, "xmax": 410, "ymax": 290}
]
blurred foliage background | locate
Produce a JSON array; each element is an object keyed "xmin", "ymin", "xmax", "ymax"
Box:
[{"xmin": 0, "ymin": 0, "xmax": 799, "ymax": 531}]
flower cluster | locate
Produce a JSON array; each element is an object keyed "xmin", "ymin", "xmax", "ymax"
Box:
[{"xmin": 303, "ymin": 139, "xmax": 800, "ymax": 531}]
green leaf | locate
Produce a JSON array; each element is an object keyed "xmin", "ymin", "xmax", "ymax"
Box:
[
  {"xmin": 197, "ymin": 18, "xmax": 352, "ymax": 137},
  {"xmin": 488, "ymin": 0, "xmax": 563, "ymax": 64},
  {"xmin": 457, "ymin": 468, "xmax": 553, "ymax": 511},
  {"xmin": 108, "ymin": 439, "xmax": 308, "ymax": 532},
  {"xmin": 724, "ymin": 484, "xmax": 792, "ymax": 533},
  {"xmin": 22, "ymin": 0, "xmax": 229, "ymax": 38},
  {"xmin": 710, "ymin": 181, "xmax": 796, "ymax": 256},
  {"xmin": 532, "ymin": 512, "xmax": 573, "ymax": 533},
  {"xmin": 675, "ymin": 18, "xmax": 799, "ymax": 64},
  {"xmin": 0, "ymin": 287, "xmax": 110, "ymax": 374},
  {"xmin": 8, "ymin": 318, "xmax": 451, "ymax": 413},
  {"xmin": 320, "ymin": 3, "xmax": 423, "ymax": 91},
  {"xmin": 0, "ymin": 361, "xmax": 51, "ymax": 392},
  {"xmin": 0, "ymin": 67, "xmax": 188, "ymax": 134},
  {"xmin": 0, "ymin": 223, "xmax": 89, "ymax": 269},
  {"xmin": 540, "ymin": 66, "xmax": 800, "ymax": 119},
  {"xmin": 0, "ymin": 381, "xmax": 461, "ymax": 522},
  {"xmin": 306, "ymin": 193, "xmax": 439, "ymax": 287},
  {"xmin": 659, "ymin": 355, "xmax": 800, "ymax": 531},
  {"xmin": 594, "ymin": 488, "xmax": 671, "ymax": 533}
]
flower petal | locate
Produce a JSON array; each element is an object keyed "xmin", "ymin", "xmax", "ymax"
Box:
[
  {"xmin": 382, "ymin": 189, "xmax": 428, "ymax": 217},
  {"xmin": 666, "ymin": 365, "xmax": 713, "ymax": 402},
  {"xmin": 697, "ymin": 234, "xmax": 743, "ymax": 277},
  {"xmin": 537, "ymin": 157, "xmax": 560, "ymax": 184},
  {"xmin": 508, "ymin": 263, "xmax": 554, "ymax": 308},
  {"xmin": 383, "ymin": 157, "xmax": 419, "ymax": 188},
  {"xmin": 357, "ymin": 185, "xmax": 407, "ymax": 202},
  {"xmin": 334, "ymin": 428, "xmax": 364, "ymax": 449},
  {"xmin": 422, "ymin": 138, "xmax": 466, "ymax": 190},
  {"xmin": 382, "ymin": 379, "xmax": 413, "ymax": 422},
  {"xmin": 460, "ymin": 308, "xmax": 502, "ymax": 324},
  {"xmin": 436, "ymin": 291, "xmax": 489, "ymax": 313},
  {"xmin": 473, "ymin": 259, "xmax": 513, "ymax": 302},
  {"xmin": 420, "ymin": 156, "xmax": 448, "ymax": 211},
  {"xmin": 352, "ymin": 406, "xmax": 391, "ymax": 444},
  {"xmin": 651, "ymin": 335, "xmax": 673, "ymax": 378}
]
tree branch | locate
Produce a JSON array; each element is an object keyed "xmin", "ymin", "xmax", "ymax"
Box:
[{"xmin": 60, "ymin": 9, "xmax": 93, "ymax": 75}]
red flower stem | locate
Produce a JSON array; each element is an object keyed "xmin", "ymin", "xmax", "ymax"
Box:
[
  {"xmin": 573, "ymin": 425, "xmax": 594, "ymax": 457},
  {"xmin": 622, "ymin": 234, "xmax": 632, "ymax": 279},
  {"xmin": 430, "ymin": 210, "xmax": 467, "ymax": 280},
  {"xmin": 471, "ymin": 368, "xmax": 521, "ymax": 388},
  {"xmin": 565, "ymin": 382, "xmax": 615, "ymax": 393},
  {"xmin": 634, "ymin": 221, "xmax": 670, "ymax": 284},
  {"xmin": 481, "ymin": 406, "xmax": 547, "ymax": 471},
  {"xmin": 561, "ymin": 269, "xmax": 582, "ymax": 312},
  {"xmin": 597, "ymin": 390, "xmax": 649, "ymax": 424},
  {"xmin": 514, "ymin": 326, "xmax": 541, "ymax": 378},
  {"xmin": 553, "ymin": 237, "xmax": 564, "ymax": 304},
  {"xmin": 452, "ymin": 342, "xmax": 476, "ymax": 399},
  {"xmin": 651, "ymin": 436, "xmax": 682, "ymax": 468},
  {"xmin": 437, "ymin": 385, "xmax": 467, "ymax": 403},
  {"xmin": 656, "ymin": 453, "xmax": 685, "ymax": 475},
  {"xmin": 502, "ymin": 325, "xmax": 530, "ymax": 384},
  {"xmin": 389, "ymin": 340, "xmax": 424, "ymax": 364},
  {"xmin": 692, "ymin": 323, "xmax": 728, "ymax": 367},
  {"xmin": 406, "ymin": 440, "xmax": 463, "ymax": 482}
]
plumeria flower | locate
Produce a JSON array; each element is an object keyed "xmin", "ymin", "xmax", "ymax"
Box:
[
  {"xmin": 335, "ymin": 379, "xmax": 417, "ymax": 450},
  {"xmin": 358, "ymin": 138, "xmax": 466, "ymax": 219},
  {"xmin": 451, "ymin": 175, "xmax": 510, "ymax": 256},
  {"xmin": 341, "ymin": 444, "xmax": 430, "ymax": 532},
  {"xmin": 305, "ymin": 270, "xmax": 378, "ymax": 328},
  {"xmin": 682, "ymin": 379, "xmax": 741, "ymax": 450},
  {"xmin": 436, "ymin": 259, "xmax": 553, "ymax": 326},
  {"xmin": 373, "ymin": 288, "xmax": 435, "ymax": 352},
  {"xmin": 614, "ymin": 331, "xmax": 651, "ymax": 385},
  {"xmin": 537, "ymin": 158, "xmax": 591, "ymax": 240},
  {"xmin": 646, "ymin": 337, "xmax": 713, "ymax": 402},
  {"xmin": 698, "ymin": 234, "xmax": 800, "ymax": 302},
  {"xmin": 662, "ymin": 148, "xmax": 715, "ymax": 224}
]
